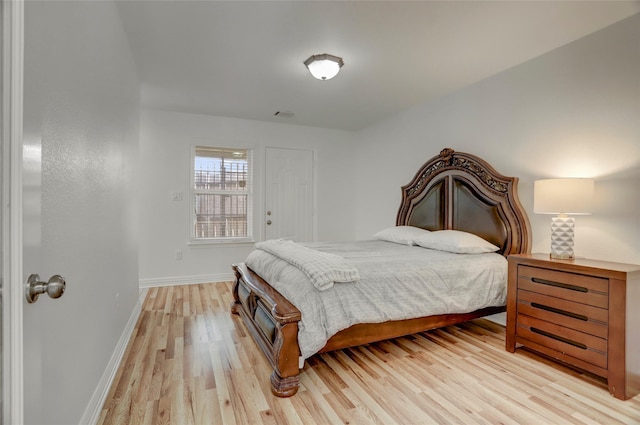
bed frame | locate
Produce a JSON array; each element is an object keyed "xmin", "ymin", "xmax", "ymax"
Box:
[{"xmin": 231, "ymin": 148, "xmax": 531, "ymax": 397}]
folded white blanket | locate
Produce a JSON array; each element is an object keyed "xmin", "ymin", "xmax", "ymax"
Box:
[{"xmin": 254, "ymin": 239, "xmax": 360, "ymax": 291}]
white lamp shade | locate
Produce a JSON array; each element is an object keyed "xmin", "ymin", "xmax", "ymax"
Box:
[
  {"xmin": 304, "ymin": 54, "xmax": 344, "ymax": 80},
  {"xmin": 534, "ymin": 178, "xmax": 594, "ymax": 215}
]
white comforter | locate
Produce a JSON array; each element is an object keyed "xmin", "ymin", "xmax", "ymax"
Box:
[{"xmin": 245, "ymin": 240, "xmax": 507, "ymax": 359}]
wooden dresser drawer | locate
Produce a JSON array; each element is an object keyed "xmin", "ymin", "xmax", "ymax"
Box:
[
  {"xmin": 516, "ymin": 290, "xmax": 608, "ymax": 338},
  {"xmin": 516, "ymin": 314, "xmax": 607, "ymax": 369},
  {"xmin": 518, "ymin": 265, "xmax": 608, "ymax": 308}
]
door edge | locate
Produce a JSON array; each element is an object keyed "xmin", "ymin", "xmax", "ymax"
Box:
[{"xmin": 2, "ymin": 0, "xmax": 25, "ymax": 424}]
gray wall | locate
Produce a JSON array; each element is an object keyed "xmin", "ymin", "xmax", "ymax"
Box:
[
  {"xmin": 137, "ymin": 109, "xmax": 356, "ymax": 284},
  {"xmin": 137, "ymin": 13, "xmax": 640, "ymax": 286},
  {"xmin": 353, "ymin": 13, "xmax": 640, "ymax": 265}
]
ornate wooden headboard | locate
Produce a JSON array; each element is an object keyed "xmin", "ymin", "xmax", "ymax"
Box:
[{"xmin": 396, "ymin": 148, "xmax": 531, "ymax": 256}]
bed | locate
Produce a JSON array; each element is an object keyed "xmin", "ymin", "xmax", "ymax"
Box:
[{"xmin": 231, "ymin": 148, "xmax": 531, "ymax": 397}]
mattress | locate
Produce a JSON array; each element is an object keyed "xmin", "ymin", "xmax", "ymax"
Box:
[{"xmin": 245, "ymin": 239, "xmax": 507, "ymax": 358}]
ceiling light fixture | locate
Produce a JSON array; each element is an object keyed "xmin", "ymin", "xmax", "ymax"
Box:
[{"xmin": 303, "ymin": 53, "xmax": 344, "ymax": 81}]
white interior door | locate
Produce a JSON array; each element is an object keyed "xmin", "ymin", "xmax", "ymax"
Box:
[
  {"xmin": 20, "ymin": 2, "xmax": 140, "ymax": 424},
  {"xmin": 3, "ymin": 3, "xmax": 140, "ymax": 424},
  {"xmin": 265, "ymin": 147, "xmax": 314, "ymax": 242}
]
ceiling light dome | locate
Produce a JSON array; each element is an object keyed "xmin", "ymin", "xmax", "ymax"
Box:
[{"xmin": 303, "ymin": 53, "xmax": 344, "ymax": 81}]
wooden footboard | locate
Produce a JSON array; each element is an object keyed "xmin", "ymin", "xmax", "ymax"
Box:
[{"xmin": 231, "ymin": 263, "xmax": 302, "ymax": 397}]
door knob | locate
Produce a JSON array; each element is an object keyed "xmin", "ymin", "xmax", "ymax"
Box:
[
  {"xmin": 266, "ymin": 220, "xmax": 272, "ymax": 225},
  {"xmin": 25, "ymin": 274, "xmax": 66, "ymax": 304}
]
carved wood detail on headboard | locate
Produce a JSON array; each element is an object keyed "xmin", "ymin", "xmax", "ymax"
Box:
[{"xmin": 396, "ymin": 148, "xmax": 531, "ymax": 256}]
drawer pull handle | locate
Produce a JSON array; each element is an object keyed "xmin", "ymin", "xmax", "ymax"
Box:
[
  {"xmin": 531, "ymin": 277, "xmax": 588, "ymax": 293},
  {"xmin": 531, "ymin": 327, "xmax": 587, "ymax": 350},
  {"xmin": 530, "ymin": 302, "xmax": 588, "ymax": 321}
]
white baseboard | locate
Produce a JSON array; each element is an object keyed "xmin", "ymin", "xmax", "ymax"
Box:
[
  {"xmin": 485, "ymin": 312, "xmax": 506, "ymax": 326},
  {"xmin": 79, "ymin": 295, "xmax": 144, "ymax": 425},
  {"xmin": 139, "ymin": 273, "xmax": 234, "ymax": 288}
]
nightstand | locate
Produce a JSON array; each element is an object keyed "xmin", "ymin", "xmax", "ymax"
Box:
[{"xmin": 506, "ymin": 253, "xmax": 640, "ymax": 400}]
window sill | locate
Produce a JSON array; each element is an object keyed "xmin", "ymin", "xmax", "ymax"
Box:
[{"xmin": 188, "ymin": 238, "xmax": 255, "ymax": 247}]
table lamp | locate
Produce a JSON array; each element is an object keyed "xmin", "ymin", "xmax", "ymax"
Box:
[{"xmin": 534, "ymin": 178, "xmax": 594, "ymax": 259}]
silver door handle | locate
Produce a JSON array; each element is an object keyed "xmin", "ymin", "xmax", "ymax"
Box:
[{"xmin": 25, "ymin": 274, "xmax": 66, "ymax": 304}]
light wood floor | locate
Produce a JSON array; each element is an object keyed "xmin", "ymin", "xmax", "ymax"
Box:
[{"xmin": 97, "ymin": 282, "xmax": 640, "ymax": 425}]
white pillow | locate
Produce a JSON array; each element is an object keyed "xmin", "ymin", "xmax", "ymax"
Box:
[
  {"xmin": 414, "ymin": 230, "xmax": 500, "ymax": 254},
  {"xmin": 373, "ymin": 226, "xmax": 431, "ymax": 245}
]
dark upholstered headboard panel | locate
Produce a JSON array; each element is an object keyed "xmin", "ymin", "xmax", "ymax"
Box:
[{"xmin": 396, "ymin": 148, "xmax": 531, "ymax": 256}]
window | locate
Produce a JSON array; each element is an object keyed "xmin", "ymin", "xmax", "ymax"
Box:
[{"xmin": 191, "ymin": 146, "xmax": 252, "ymax": 242}]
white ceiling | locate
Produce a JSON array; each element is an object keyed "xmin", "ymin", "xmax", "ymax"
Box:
[{"xmin": 116, "ymin": 1, "xmax": 640, "ymax": 131}]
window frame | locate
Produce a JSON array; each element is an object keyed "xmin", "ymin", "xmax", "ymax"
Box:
[{"xmin": 189, "ymin": 145, "xmax": 254, "ymax": 244}]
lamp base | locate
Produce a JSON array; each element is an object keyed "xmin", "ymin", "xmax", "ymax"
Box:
[
  {"xmin": 550, "ymin": 215, "xmax": 575, "ymax": 259},
  {"xmin": 550, "ymin": 252, "xmax": 574, "ymax": 260}
]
